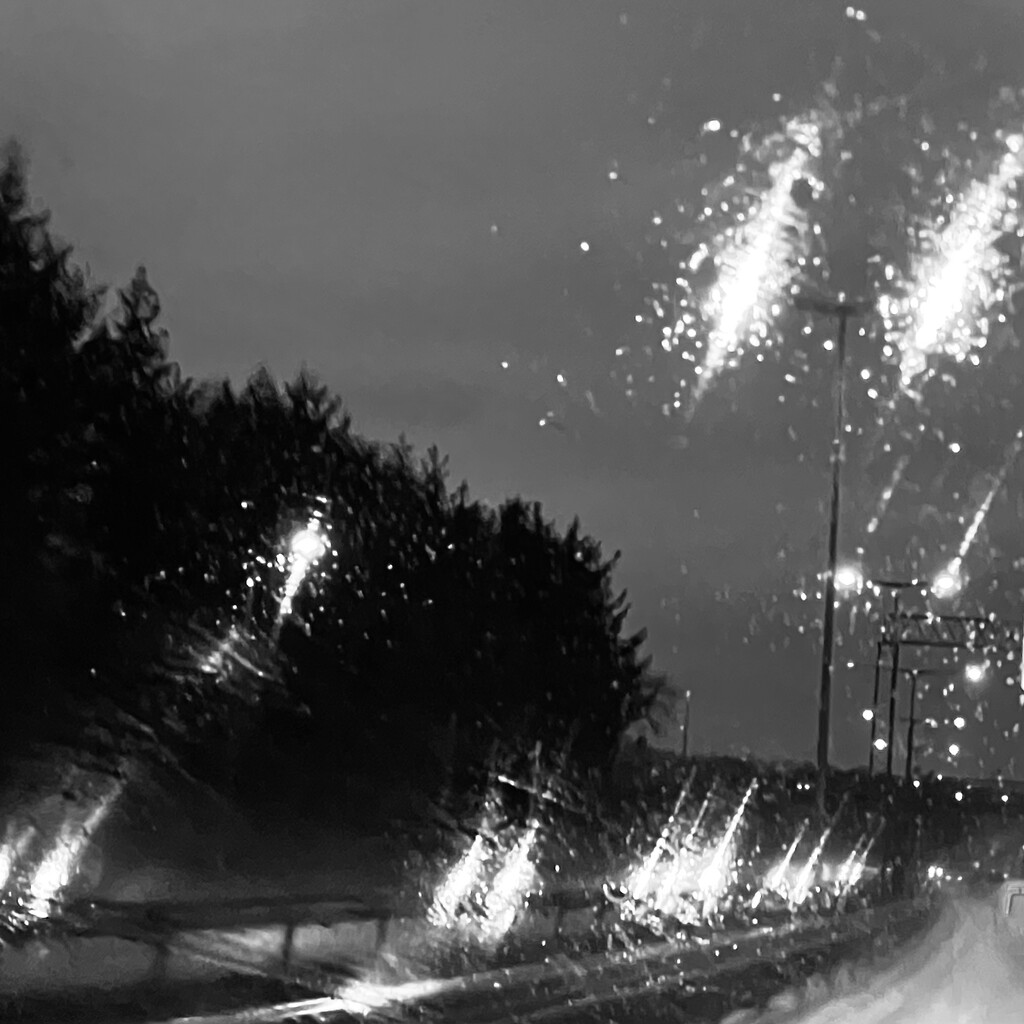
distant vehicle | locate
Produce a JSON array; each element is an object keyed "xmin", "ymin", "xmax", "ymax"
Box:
[{"xmin": 997, "ymin": 879, "xmax": 1024, "ymax": 937}]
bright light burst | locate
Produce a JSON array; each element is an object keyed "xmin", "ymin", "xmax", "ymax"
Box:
[
  {"xmin": 830, "ymin": 831, "xmax": 879, "ymax": 903},
  {"xmin": 880, "ymin": 133, "xmax": 1024, "ymax": 390},
  {"xmin": 278, "ymin": 514, "xmax": 329, "ymax": 620},
  {"xmin": 480, "ymin": 822, "xmax": 540, "ymax": 942},
  {"xmin": 617, "ymin": 781, "xmax": 759, "ymax": 926},
  {"xmin": 277, "ymin": 977, "xmax": 454, "ymax": 1020},
  {"xmin": 866, "ymin": 454, "xmax": 910, "ymax": 535},
  {"xmin": 0, "ymin": 823, "xmax": 36, "ymax": 893},
  {"xmin": 620, "ymin": 786, "xmax": 713, "ymax": 917},
  {"xmin": 612, "ymin": 778, "xmax": 879, "ymax": 930},
  {"xmin": 692, "ymin": 117, "xmax": 823, "ymax": 408},
  {"xmin": 24, "ymin": 777, "xmax": 123, "ymax": 920},
  {"xmin": 427, "ymin": 832, "xmax": 490, "ymax": 929},
  {"xmin": 788, "ymin": 821, "xmax": 834, "ymax": 907},
  {"xmin": 428, "ymin": 793, "xmax": 541, "ymax": 946},
  {"xmin": 629, "ymin": 107, "xmax": 830, "ymax": 420},
  {"xmin": 696, "ymin": 780, "xmax": 758, "ymax": 911},
  {"xmin": 763, "ymin": 822, "xmax": 807, "ymax": 896},
  {"xmin": 629, "ymin": 776, "xmax": 693, "ymax": 902},
  {"xmin": 952, "ymin": 429, "xmax": 1024, "ymax": 569}
]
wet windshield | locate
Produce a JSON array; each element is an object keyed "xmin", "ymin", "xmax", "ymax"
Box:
[{"xmin": 3, "ymin": 3, "xmax": 1024, "ymax": 1022}]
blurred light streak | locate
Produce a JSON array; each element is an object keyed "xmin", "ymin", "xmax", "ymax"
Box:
[
  {"xmin": 951, "ymin": 429, "xmax": 1024, "ymax": 569},
  {"xmin": 428, "ymin": 791, "xmax": 540, "ymax": 945},
  {"xmin": 330, "ymin": 977, "xmax": 454, "ymax": 1017},
  {"xmin": 0, "ymin": 823, "xmax": 36, "ymax": 892},
  {"xmin": 866, "ymin": 454, "xmax": 911, "ymax": 535},
  {"xmin": 481, "ymin": 821, "xmax": 540, "ymax": 942},
  {"xmin": 837, "ymin": 831, "xmax": 879, "ymax": 900},
  {"xmin": 689, "ymin": 115, "xmax": 822, "ymax": 411},
  {"xmin": 630, "ymin": 772, "xmax": 694, "ymax": 902},
  {"xmin": 789, "ymin": 820, "xmax": 834, "ymax": 907},
  {"xmin": 427, "ymin": 832, "xmax": 491, "ymax": 929},
  {"xmin": 278, "ymin": 516, "xmax": 328, "ymax": 620},
  {"xmin": 764, "ymin": 821, "xmax": 808, "ymax": 896},
  {"xmin": 697, "ymin": 780, "xmax": 757, "ymax": 911},
  {"xmin": 25, "ymin": 777, "xmax": 123, "ymax": 920},
  {"xmin": 163, "ymin": 979, "xmax": 456, "ymax": 1023},
  {"xmin": 881, "ymin": 134, "xmax": 1024, "ymax": 390}
]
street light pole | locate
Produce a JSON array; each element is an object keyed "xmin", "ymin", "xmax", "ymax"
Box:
[
  {"xmin": 905, "ymin": 670, "xmax": 920, "ymax": 785},
  {"xmin": 886, "ymin": 632, "xmax": 901, "ymax": 779},
  {"xmin": 867, "ymin": 639, "xmax": 883, "ymax": 775},
  {"xmin": 681, "ymin": 690, "xmax": 692, "ymax": 759},
  {"xmin": 795, "ymin": 294, "xmax": 865, "ymax": 818}
]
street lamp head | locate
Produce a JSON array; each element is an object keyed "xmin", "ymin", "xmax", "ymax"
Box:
[
  {"xmin": 861, "ymin": 708, "xmax": 874, "ymax": 722},
  {"xmin": 964, "ymin": 662, "xmax": 986, "ymax": 686},
  {"xmin": 290, "ymin": 524, "xmax": 327, "ymax": 563},
  {"xmin": 835, "ymin": 564, "xmax": 864, "ymax": 592},
  {"xmin": 873, "ymin": 738, "xmax": 887, "ymax": 751},
  {"xmin": 931, "ymin": 565, "xmax": 962, "ymax": 599}
]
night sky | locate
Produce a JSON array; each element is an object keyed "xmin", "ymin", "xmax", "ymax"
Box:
[{"xmin": 5, "ymin": 1, "xmax": 1024, "ymax": 774}]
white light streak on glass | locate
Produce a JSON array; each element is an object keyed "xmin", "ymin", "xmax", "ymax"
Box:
[
  {"xmin": 883, "ymin": 135, "xmax": 1024, "ymax": 389},
  {"xmin": 692, "ymin": 117, "xmax": 822, "ymax": 407}
]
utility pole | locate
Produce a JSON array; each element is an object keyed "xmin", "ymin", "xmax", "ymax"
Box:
[
  {"xmin": 886, "ymin": 666, "xmax": 945, "ymax": 783},
  {"xmin": 795, "ymin": 293, "xmax": 866, "ymax": 818},
  {"xmin": 905, "ymin": 670, "xmax": 920, "ymax": 785},
  {"xmin": 866, "ymin": 580, "xmax": 922, "ymax": 775},
  {"xmin": 884, "ymin": 598, "xmax": 901, "ymax": 778},
  {"xmin": 878, "ymin": 612, "xmax": 1022, "ymax": 780},
  {"xmin": 681, "ymin": 690, "xmax": 692, "ymax": 758},
  {"xmin": 867, "ymin": 639, "xmax": 883, "ymax": 776}
]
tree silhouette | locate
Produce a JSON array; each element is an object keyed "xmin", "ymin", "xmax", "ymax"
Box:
[
  {"xmin": 0, "ymin": 141, "xmax": 111, "ymax": 778},
  {"xmin": 0, "ymin": 143, "xmax": 666, "ymax": 822}
]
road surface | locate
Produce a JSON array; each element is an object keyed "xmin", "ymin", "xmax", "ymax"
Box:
[
  {"xmin": 10, "ymin": 892, "xmax": 1020, "ymax": 1023},
  {"xmin": 738, "ymin": 895, "xmax": 1024, "ymax": 1024}
]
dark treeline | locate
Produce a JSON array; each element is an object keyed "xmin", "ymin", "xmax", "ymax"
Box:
[{"xmin": 0, "ymin": 143, "xmax": 665, "ymax": 824}]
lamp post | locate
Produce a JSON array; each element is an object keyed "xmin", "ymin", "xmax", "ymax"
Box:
[
  {"xmin": 681, "ymin": 690, "xmax": 692, "ymax": 759},
  {"xmin": 904, "ymin": 669, "xmax": 920, "ymax": 785},
  {"xmin": 795, "ymin": 293, "xmax": 867, "ymax": 818},
  {"xmin": 867, "ymin": 638, "xmax": 884, "ymax": 775},
  {"xmin": 930, "ymin": 563, "xmax": 963, "ymax": 600}
]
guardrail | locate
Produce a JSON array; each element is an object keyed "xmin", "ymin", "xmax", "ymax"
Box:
[
  {"xmin": 142, "ymin": 895, "xmax": 940, "ymax": 1024},
  {"xmin": 1, "ymin": 886, "xmax": 932, "ymax": 1002}
]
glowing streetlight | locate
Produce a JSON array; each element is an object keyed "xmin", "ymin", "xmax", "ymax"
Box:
[
  {"xmin": 835, "ymin": 564, "xmax": 864, "ymax": 593},
  {"xmin": 953, "ymin": 716, "xmax": 966, "ymax": 730},
  {"xmin": 873, "ymin": 737, "xmax": 887, "ymax": 751},
  {"xmin": 290, "ymin": 525, "xmax": 328, "ymax": 563},
  {"xmin": 931, "ymin": 565, "xmax": 962, "ymax": 599},
  {"xmin": 861, "ymin": 708, "xmax": 874, "ymax": 722},
  {"xmin": 279, "ymin": 519, "xmax": 329, "ymax": 620},
  {"xmin": 964, "ymin": 662, "xmax": 987, "ymax": 686}
]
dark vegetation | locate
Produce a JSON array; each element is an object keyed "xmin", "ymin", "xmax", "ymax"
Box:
[{"xmin": 0, "ymin": 142, "xmax": 666, "ymax": 827}]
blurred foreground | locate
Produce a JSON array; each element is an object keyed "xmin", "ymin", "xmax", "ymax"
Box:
[{"xmin": 741, "ymin": 895, "xmax": 1024, "ymax": 1024}]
